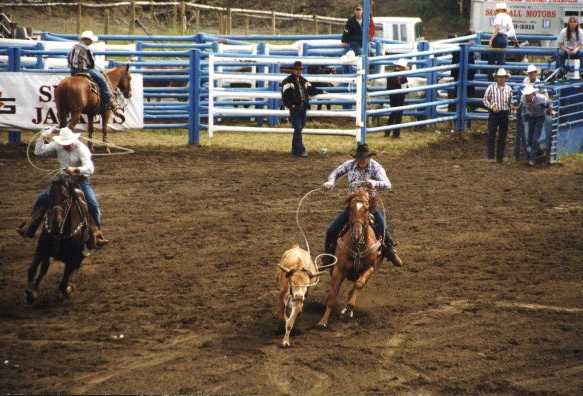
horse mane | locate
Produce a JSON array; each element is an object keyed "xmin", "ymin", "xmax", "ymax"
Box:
[{"xmin": 344, "ymin": 188, "xmax": 377, "ymax": 210}]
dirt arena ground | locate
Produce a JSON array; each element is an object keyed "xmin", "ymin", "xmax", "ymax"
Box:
[{"xmin": 1, "ymin": 132, "xmax": 582, "ymax": 395}]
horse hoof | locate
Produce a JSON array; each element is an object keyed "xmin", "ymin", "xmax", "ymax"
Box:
[
  {"xmin": 25, "ymin": 290, "xmax": 35, "ymax": 305},
  {"xmin": 317, "ymin": 322, "xmax": 328, "ymax": 330},
  {"xmin": 281, "ymin": 341, "xmax": 291, "ymax": 348},
  {"xmin": 61, "ymin": 284, "xmax": 75, "ymax": 297},
  {"xmin": 341, "ymin": 306, "xmax": 354, "ymax": 319}
]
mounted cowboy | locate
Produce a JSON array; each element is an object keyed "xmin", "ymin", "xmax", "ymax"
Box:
[
  {"xmin": 322, "ymin": 143, "xmax": 403, "ymax": 267},
  {"xmin": 67, "ymin": 30, "xmax": 113, "ymax": 112},
  {"xmin": 17, "ymin": 126, "xmax": 109, "ymax": 250}
]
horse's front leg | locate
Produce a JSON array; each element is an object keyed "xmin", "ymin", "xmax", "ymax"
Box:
[
  {"xmin": 26, "ymin": 253, "xmax": 42, "ymax": 304},
  {"xmin": 344, "ymin": 264, "xmax": 376, "ymax": 317},
  {"xmin": 59, "ymin": 260, "xmax": 79, "ymax": 297},
  {"xmin": 101, "ymin": 110, "xmax": 111, "ymax": 153},
  {"xmin": 318, "ymin": 267, "xmax": 345, "ymax": 329}
]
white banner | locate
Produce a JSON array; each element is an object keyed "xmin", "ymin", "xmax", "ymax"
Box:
[{"xmin": 0, "ymin": 72, "xmax": 143, "ymax": 131}]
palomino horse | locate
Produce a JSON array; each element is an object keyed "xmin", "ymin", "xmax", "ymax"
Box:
[
  {"xmin": 25, "ymin": 175, "xmax": 90, "ymax": 304},
  {"xmin": 318, "ymin": 188, "xmax": 383, "ymax": 328},
  {"xmin": 55, "ymin": 65, "xmax": 132, "ymax": 151}
]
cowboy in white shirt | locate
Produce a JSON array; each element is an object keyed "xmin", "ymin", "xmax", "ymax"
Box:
[
  {"xmin": 488, "ymin": 2, "xmax": 517, "ymax": 66},
  {"xmin": 17, "ymin": 127, "xmax": 109, "ymax": 248}
]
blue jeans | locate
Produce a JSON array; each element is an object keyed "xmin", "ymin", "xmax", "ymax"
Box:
[
  {"xmin": 525, "ymin": 114, "xmax": 545, "ymax": 160},
  {"xmin": 488, "ymin": 33, "xmax": 508, "ymax": 66},
  {"xmin": 72, "ymin": 68, "xmax": 112, "ymax": 108},
  {"xmin": 324, "ymin": 207, "xmax": 386, "ymax": 254},
  {"xmin": 290, "ymin": 106, "xmax": 307, "ymax": 155},
  {"xmin": 558, "ymin": 49, "xmax": 583, "ymax": 70},
  {"xmin": 34, "ymin": 178, "xmax": 102, "ymax": 228},
  {"xmin": 514, "ymin": 107, "xmax": 527, "ymax": 160}
]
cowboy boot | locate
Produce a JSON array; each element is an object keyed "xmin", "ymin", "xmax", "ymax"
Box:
[
  {"xmin": 16, "ymin": 207, "xmax": 45, "ymax": 238},
  {"xmin": 94, "ymin": 229, "xmax": 109, "ymax": 247},
  {"xmin": 384, "ymin": 244, "xmax": 403, "ymax": 267}
]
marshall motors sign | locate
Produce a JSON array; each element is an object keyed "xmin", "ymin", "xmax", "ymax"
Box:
[{"xmin": 0, "ymin": 72, "xmax": 143, "ymax": 130}]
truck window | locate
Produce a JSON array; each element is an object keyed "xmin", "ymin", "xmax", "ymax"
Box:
[
  {"xmin": 415, "ymin": 22, "xmax": 423, "ymax": 40},
  {"xmin": 392, "ymin": 24, "xmax": 399, "ymax": 40},
  {"xmin": 400, "ymin": 24, "xmax": 408, "ymax": 42}
]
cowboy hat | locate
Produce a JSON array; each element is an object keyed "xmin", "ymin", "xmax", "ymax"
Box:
[
  {"xmin": 80, "ymin": 30, "xmax": 98, "ymax": 42},
  {"xmin": 526, "ymin": 64, "xmax": 538, "ymax": 74},
  {"xmin": 292, "ymin": 60, "xmax": 303, "ymax": 69},
  {"xmin": 52, "ymin": 127, "xmax": 81, "ymax": 146},
  {"xmin": 495, "ymin": 68, "xmax": 510, "ymax": 77},
  {"xmin": 394, "ymin": 58, "xmax": 409, "ymax": 69},
  {"xmin": 522, "ymin": 85, "xmax": 538, "ymax": 96},
  {"xmin": 352, "ymin": 143, "xmax": 376, "ymax": 160},
  {"xmin": 495, "ymin": 2, "xmax": 508, "ymax": 11}
]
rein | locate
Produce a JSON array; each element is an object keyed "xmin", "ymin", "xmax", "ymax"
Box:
[{"xmin": 44, "ymin": 196, "xmax": 87, "ymax": 241}]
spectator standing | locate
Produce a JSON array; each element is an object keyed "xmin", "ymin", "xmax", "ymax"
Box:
[
  {"xmin": 488, "ymin": 2, "xmax": 517, "ymax": 67},
  {"xmin": 281, "ymin": 61, "xmax": 323, "ymax": 158},
  {"xmin": 483, "ymin": 68, "xmax": 514, "ymax": 163},
  {"xmin": 385, "ymin": 58, "xmax": 409, "ymax": 138}
]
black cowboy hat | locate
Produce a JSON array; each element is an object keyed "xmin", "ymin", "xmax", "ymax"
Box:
[
  {"xmin": 352, "ymin": 143, "xmax": 376, "ymax": 160},
  {"xmin": 293, "ymin": 60, "xmax": 303, "ymax": 69}
]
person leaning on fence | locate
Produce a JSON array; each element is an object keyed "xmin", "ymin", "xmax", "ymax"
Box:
[
  {"xmin": 483, "ymin": 68, "xmax": 515, "ymax": 163},
  {"xmin": 488, "ymin": 2, "xmax": 517, "ymax": 68},
  {"xmin": 558, "ymin": 16, "xmax": 583, "ymax": 74},
  {"xmin": 281, "ymin": 61, "xmax": 323, "ymax": 158},
  {"xmin": 520, "ymin": 85, "xmax": 555, "ymax": 166},
  {"xmin": 341, "ymin": 3, "xmax": 375, "ymax": 56},
  {"xmin": 67, "ymin": 31, "xmax": 113, "ymax": 112},
  {"xmin": 385, "ymin": 58, "xmax": 409, "ymax": 139}
]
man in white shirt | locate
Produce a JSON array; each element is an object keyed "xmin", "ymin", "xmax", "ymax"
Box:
[
  {"xmin": 17, "ymin": 127, "xmax": 109, "ymax": 248},
  {"xmin": 483, "ymin": 68, "xmax": 515, "ymax": 163},
  {"xmin": 520, "ymin": 85, "xmax": 555, "ymax": 166},
  {"xmin": 488, "ymin": 2, "xmax": 517, "ymax": 67}
]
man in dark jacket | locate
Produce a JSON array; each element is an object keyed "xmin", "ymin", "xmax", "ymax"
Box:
[
  {"xmin": 341, "ymin": 3, "xmax": 375, "ymax": 56},
  {"xmin": 281, "ymin": 61, "xmax": 322, "ymax": 157},
  {"xmin": 385, "ymin": 58, "xmax": 409, "ymax": 138}
]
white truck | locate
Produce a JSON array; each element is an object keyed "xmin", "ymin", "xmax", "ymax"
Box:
[
  {"xmin": 374, "ymin": 17, "xmax": 425, "ymax": 53},
  {"xmin": 470, "ymin": 0, "xmax": 583, "ymax": 41}
]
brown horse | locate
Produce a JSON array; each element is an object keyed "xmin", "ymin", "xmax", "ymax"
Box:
[
  {"xmin": 318, "ymin": 188, "xmax": 383, "ymax": 328},
  {"xmin": 55, "ymin": 65, "xmax": 132, "ymax": 151},
  {"xmin": 26, "ymin": 174, "xmax": 90, "ymax": 304}
]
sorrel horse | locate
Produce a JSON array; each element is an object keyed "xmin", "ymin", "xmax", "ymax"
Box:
[
  {"xmin": 318, "ymin": 188, "xmax": 383, "ymax": 328},
  {"xmin": 55, "ymin": 65, "xmax": 132, "ymax": 151},
  {"xmin": 25, "ymin": 175, "xmax": 90, "ymax": 304}
]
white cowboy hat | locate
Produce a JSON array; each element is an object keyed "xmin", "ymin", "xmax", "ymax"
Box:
[
  {"xmin": 394, "ymin": 58, "xmax": 409, "ymax": 69},
  {"xmin": 522, "ymin": 85, "xmax": 538, "ymax": 96},
  {"xmin": 526, "ymin": 64, "xmax": 538, "ymax": 73},
  {"xmin": 495, "ymin": 68, "xmax": 510, "ymax": 77},
  {"xmin": 341, "ymin": 50, "xmax": 356, "ymax": 61},
  {"xmin": 495, "ymin": 2, "xmax": 508, "ymax": 11},
  {"xmin": 80, "ymin": 30, "xmax": 98, "ymax": 42},
  {"xmin": 52, "ymin": 127, "xmax": 81, "ymax": 146}
]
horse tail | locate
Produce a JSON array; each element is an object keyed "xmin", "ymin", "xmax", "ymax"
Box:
[{"xmin": 55, "ymin": 82, "xmax": 69, "ymax": 128}]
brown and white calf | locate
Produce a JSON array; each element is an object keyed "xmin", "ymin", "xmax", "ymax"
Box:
[{"xmin": 276, "ymin": 245, "xmax": 324, "ymax": 348}]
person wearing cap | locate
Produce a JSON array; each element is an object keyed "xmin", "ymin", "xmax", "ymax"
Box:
[
  {"xmin": 558, "ymin": 16, "xmax": 583, "ymax": 73},
  {"xmin": 385, "ymin": 58, "xmax": 409, "ymax": 138},
  {"xmin": 67, "ymin": 30, "xmax": 113, "ymax": 111},
  {"xmin": 341, "ymin": 3, "xmax": 376, "ymax": 57},
  {"xmin": 483, "ymin": 68, "xmax": 515, "ymax": 163},
  {"xmin": 281, "ymin": 61, "xmax": 323, "ymax": 157},
  {"xmin": 17, "ymin": 127, "xmax": 109, "ymax": 249},
  {"xmin": 488, "ymin": 2, "xmax": 517, "ymax": 67},
  {"xmin": 322, "ymin": 144, "xmax": 402, "ymax": 267},
  {"xmin": 520, "ymin": 85, "xmax": 555, "ymax": 165}
]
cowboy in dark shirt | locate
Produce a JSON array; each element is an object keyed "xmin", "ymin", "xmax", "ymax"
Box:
[
  {"xmin": 281, "ymin": 61, "xmax": 323, "ymax": 157},
  {"xmin": 385, "ymin": 58, "xmax": 409, "ymax": 138}
]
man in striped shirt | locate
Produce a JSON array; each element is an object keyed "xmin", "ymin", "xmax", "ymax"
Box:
[{"xmin": 483, "ymin": 68, "xmax": 514, "ymax": 163}]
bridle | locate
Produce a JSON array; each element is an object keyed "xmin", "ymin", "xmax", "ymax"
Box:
[{"xmin": 44, "ymin": 182, "xmax": 87, "ymax": 244}]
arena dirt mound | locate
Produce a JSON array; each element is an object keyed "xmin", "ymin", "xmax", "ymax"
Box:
[{"xmin": 0, "ymin": 134, "xmax": 582, "ymax": 394}]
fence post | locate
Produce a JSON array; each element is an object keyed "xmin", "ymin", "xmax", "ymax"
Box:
[
  {"xmin": 313, "ymin": 15, "xmax": 318, "ymax": 34},
  {"xmin": 245, "ymin": 15, "xmax": 250, "ymax": 35},
  {"xmin": 104, "ymin": 8, "xmax": 110, "ymax": 37},
  {"xmin": 8, "ymin": 47, "xmax": 21, "ymax": 71},
  {"xmin": 188, "ymin": 49, "xmax": 201, "ymax": 145},
  {"xmin": 76, "ymin": 2, "xmax": 82, "ymax": 34},
  {"xmin": 129, "ymin": 0, "xmax": 136, "ymax": 34},
  {"xmin": 227, "ymin": 8, "xmax": 232, "ymax": 35},
  {"xmin": 256, "ymin": 42, "xmax": 267, "ymax": 126},
  {"xmin": 271, "ymin": 11, "xmax": 276, "ymax": 35},
  {"xmin": 268, "ymin": 63, "xmax": 279, "ymax": 126},
  {"xmin": 195, "ymin": 9, "xmax": 200, "ymax": 31},
  {"xmin": 180, "ymin": 1, "xmax": 186, "ymax": 34},
  {"xmin": 456, "ymin": 43, "xmax": 469, "ymax": 133}
]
